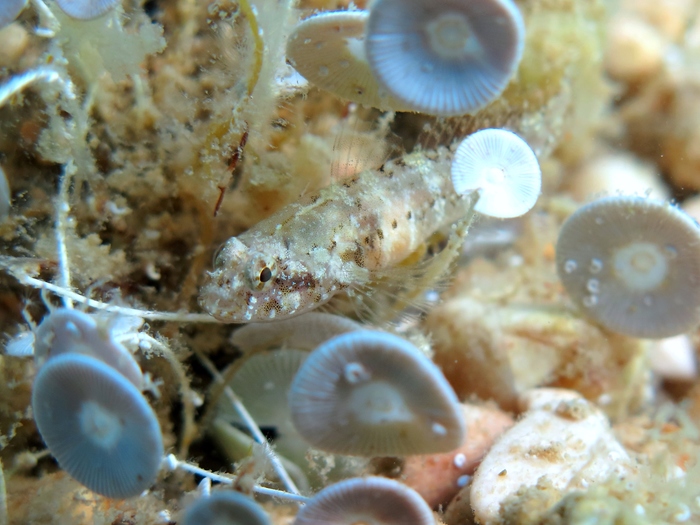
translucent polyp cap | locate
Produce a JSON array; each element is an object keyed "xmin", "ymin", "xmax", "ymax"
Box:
[
  {"xmin": 0, "ymin": 0, "xmax": 27, "ymax": 31},
  {"xmin": 32, "ymin": 353, "xmax": 163, "ymax": 498},
  {"xmin": 217, "ymin": 349, "xmax": 309, "ymax": 464},
  {"xmin": 294, "ymin": 477, "xmax": 434, "ymax": 525},
  {"xmin": 33, "ymin": 308, "xmax": 143, "ymax": 390},
  {"xmin": 288, "ymin": 330, "xmax": 465, "ymax": 456},
  {"xmin": 55, "ymin": 0, "xmax": 120, "ymax": 20},
  {"xmin": 182, "ymin": 491, "xmax": 271, "ymax": 525},
  {"xmin": 451, "ymin": 128, "xmax": 541, "ymax": 218},
  {"xmin": 365, "ymin": 0, "xmax": 525, "ymax": 116},
  {"xmin": 286, "ymin": 10, "xmax": 411, "ymax": 111},
  {"xmin": 556, "ymin": 196, "xmax": 700, "ymax": 338},
  {"xmin": 230, "ymin": 312, "xmax": 361, "ymax": 352}
]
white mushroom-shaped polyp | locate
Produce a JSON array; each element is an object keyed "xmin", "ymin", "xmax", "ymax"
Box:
[
  {"xmin": 365, "ymin": 0, "xmax": 525, "ymax": 116},
  {"xmin": 286, "ymin": 11, "xmax": 410, "ymax": 111},
  {"xmin": 32, "ymin": 353, "xmax": 163, "ymax": 498},
  {"xmin": 294, "ymin": 476, "xmax": 434, "ymax": 525},
  {"xmin": 54, "ymin": 0, "xmax": 120, "ymax": 20},
  {"xmin": 33, "ymin": 308, "xmax": 143, "ymax": 390},
  {"xmin": 451, "ymin": 128, "xmax": 541, "ymax": 218},
  {"xmin": 556, "ymin": 196, "xmax": 700, "ymax": 339},
  {"xmin": 288, "ymin": 330, "xmax": 465, "ymax": 456},
  {"xmin": 182, "ymin": 491, "xmax": 271, "ymax": 525}
]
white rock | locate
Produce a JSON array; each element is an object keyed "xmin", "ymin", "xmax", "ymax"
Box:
[
  {"xmin": 650, "ymin": 335, "xmax": 697, "ymax": 382},
  {"xmin": 471, "ymin": 388, "xmax": 635, "ymax": 525}
]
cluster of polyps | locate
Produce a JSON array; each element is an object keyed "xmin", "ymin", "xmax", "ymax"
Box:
[
  {"xmin": 5, "ymin": 1, "xmax": 680, "ymax": 523},
  {"xmin": 180, "ymin": 475, "xmax": 435, "ymax": 525},
  {"xmin": 211, "ymin": 317, "xmax": 466, "ymax": 522}
]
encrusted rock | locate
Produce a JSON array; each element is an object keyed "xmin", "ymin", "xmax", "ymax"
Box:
[
  {"xmin": 471, "ymin": 389, "xmax": 635, "ymax": 525},
  {"xmin": 425, "ymin": 295, "xmax": 650, "ymax": 416}
]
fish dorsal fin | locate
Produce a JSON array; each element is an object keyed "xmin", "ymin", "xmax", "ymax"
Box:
[{"xmin": 330, "ymin": 105, "xmax": 402, "ymax": 181}]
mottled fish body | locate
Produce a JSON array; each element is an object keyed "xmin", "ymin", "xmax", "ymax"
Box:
[{"xmin": 200, "ymin": 146, "xmax": 474, "ymax": 322}]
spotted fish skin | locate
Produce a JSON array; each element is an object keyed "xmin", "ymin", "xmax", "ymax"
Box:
[{"xmin": 200, "ymin": 146, "xmax": 475, "ymax": 322}]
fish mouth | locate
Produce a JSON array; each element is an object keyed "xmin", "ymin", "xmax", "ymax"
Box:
[
  {"xmin": 199, "ymin": 272, "xmax": 274, "ymax": 322},
  {"xmin": 198, "ymin": 271, "xmax": 244, "ymax": 321}
]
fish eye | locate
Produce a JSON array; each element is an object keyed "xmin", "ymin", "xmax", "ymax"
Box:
[{"xmin": 247, "ymin": 256, "xmax": 276, "ymax": 290}]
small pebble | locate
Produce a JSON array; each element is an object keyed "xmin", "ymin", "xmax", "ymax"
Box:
[
  {"xmin": 0, "ymin": 22, "xmax": 28, "ymax": 68},
  {"xmin": 401, "ymin": 403, "xmax": 513, "ymax": 508},
  {"xmin": 649, "ymin": 335, "xmax": 697, "ymax": 382},
  {"xmin": 605, "ymin": 16, "xmax": 665, "ymax": 82}
]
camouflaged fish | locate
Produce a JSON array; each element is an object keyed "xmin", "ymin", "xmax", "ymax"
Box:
[{"xmin": 200, "ymin": 146, "xmax": 478, "ymax": 322}]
